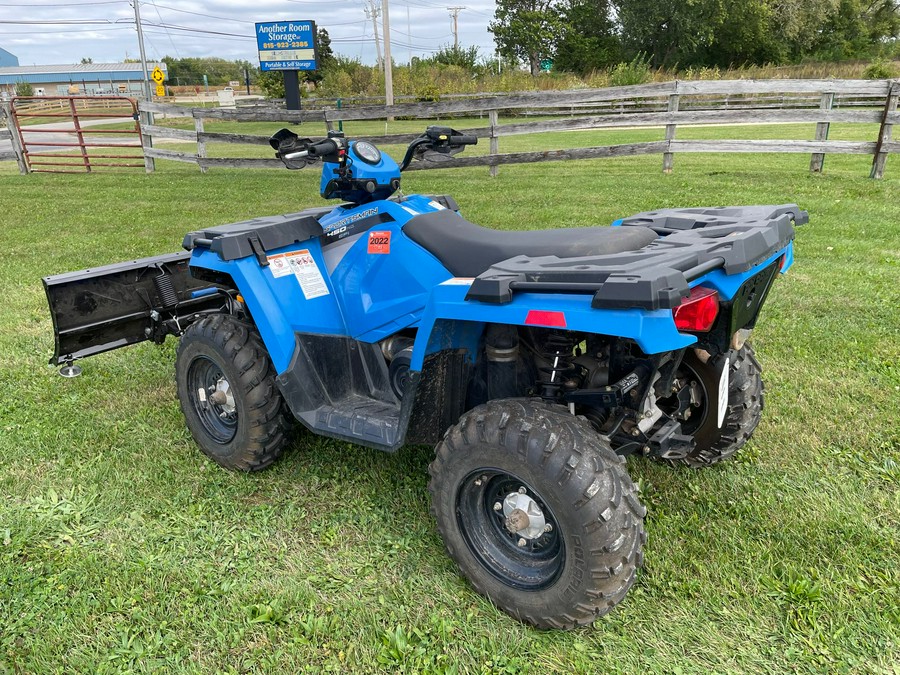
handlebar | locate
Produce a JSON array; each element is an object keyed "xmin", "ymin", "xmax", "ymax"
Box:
[
  {"xmin": 398, "ymin": 127, "xmax": 478, "ymax": 171},
  {"xmin": 306, "ymin": 138, "xmax": 340, "ymax": 158},
  {"xmin": 272, "ymin": 125, "xmax": 475, "ymax": 172}
]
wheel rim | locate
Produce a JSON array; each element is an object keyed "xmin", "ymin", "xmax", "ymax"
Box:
[
  {"xmin": 186, "ymin": 356, "xmax": 237, "ymax": 444},
  {"xmin": 456, "ymin": 469, "xmax": 565, "ymax": 591},
  {"xmin": 660, "ymin": 360, "xmax": 710, "ymax": 435}
]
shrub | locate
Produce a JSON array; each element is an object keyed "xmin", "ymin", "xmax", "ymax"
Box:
[
  {"xmin": 863, "ymin": 59, "xmax": 899, "ymax": 79},
  {"xmin": 15, "ymin": 80, "xmax": 33, "ymax": 97},
  {"xmin": 257, "ymin": 71, "xmax": 284, "ymax": 99},
  {"xmin": 608, "ymin": 53, "xmax": 652, "ymax": 87}
]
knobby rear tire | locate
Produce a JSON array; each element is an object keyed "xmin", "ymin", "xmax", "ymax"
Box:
[
  {"xmin": 429, "ymin": 399, "xmax": 646, "ymax": 629},
  {"xmin": 674, "ymin": 345, "xmax": 764, "ymax": 468}
]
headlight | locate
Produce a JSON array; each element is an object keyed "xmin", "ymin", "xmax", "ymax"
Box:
[{"xmin": 354, "ymin": 141, "xmax": 381, "ymax": 165}]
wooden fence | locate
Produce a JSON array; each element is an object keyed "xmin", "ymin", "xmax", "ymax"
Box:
[
  {"xmin": 3, "ymin": 79, "xmax": 898, "ymax": 178},
  {"xmin": 0, "ymin": 127, "xmax": 12, "ymax": 163},
  {"xmin": 140, "ymin": 78, "xmax": 900, "ymax": 179}
]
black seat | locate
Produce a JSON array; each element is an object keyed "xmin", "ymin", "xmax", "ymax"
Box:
[{"xmin": 403, "ymin": 209, "xmax": 659, "ymax": 277}]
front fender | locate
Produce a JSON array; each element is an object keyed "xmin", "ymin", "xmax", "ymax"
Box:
[{"xmin": 189, "ymin": 247, "xmax": 347, "ymax": 374}]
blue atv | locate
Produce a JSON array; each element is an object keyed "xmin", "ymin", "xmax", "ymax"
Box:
[{"xmin": 44, "ymin": 125, "xmax": 805, "ymax": 629}]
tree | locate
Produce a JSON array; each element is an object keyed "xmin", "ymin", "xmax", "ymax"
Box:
[
  {"xmin": 161, "ymin": 56, "xmax": 252, "ymax": 86},
  {"xmin": 807, "ymin": 0, "xmax": 900, "ymax": 60},
  {"xmin": 80, "ymin": 57, "xmax": 93, "ymax": 64},
  {"xmin": 305, "ymin": 28, "xmax": 335, "ymax": 85},
  {"xmin": 15, "ymin": 80, "xmax": 33, "ymax": 96},
  {"xmin": 428, "ymin": 44, "xmax": 481, "ymax": 70},
  {"xmin": 615, "ymin": 0, "xmax": 721, "ymax": 68},
  {"xmin": 257, "ymin": 70, "xmax": 285, "ymax": 99},
  {"xmin": 490, "ymin": 0, "xmax": 565, "ymax": 75},
  {"xmin": 554, "ymin": 0, "xmax": 620, "ymax": 74}
]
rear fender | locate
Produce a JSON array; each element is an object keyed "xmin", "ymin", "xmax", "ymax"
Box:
[
  {"xmin": 410, "ymin": 280, "xmax": 696, "ymax": 371},
  {"xmin": 410, "ymin": 244, "xmax": 793, "ymax": 370}
]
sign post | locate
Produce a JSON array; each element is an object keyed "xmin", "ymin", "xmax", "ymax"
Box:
[{"xmin": 255, "ymin": 20, "xmax": 318, "ymax": 111}]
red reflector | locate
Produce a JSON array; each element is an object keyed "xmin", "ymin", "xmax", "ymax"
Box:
[
  {"xmin": 779, "ymin": 254, "xmax": 787, "ymax": 270},
  {"xmin": 525, "ymin": 310, "xmax": 567, "ymax": 328},
  {"xmin": 673, "ymin": 286, "xmax": 719, "ymax": 332}
]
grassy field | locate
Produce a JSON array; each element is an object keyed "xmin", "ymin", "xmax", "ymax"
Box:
[{"xmin": 0, "ymin": 129, "xmax": 898, "ymax": 673}]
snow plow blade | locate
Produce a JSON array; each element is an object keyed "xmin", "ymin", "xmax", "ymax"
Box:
[{"xmin": 43, "ymin": 251, "xmax": 224, "ymax": 365}]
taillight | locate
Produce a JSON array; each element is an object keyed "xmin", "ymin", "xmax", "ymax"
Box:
[
  {"xmin": 673, "ymin": 286, "xmax": 719, "ymax": 332},
  {"xmin": 525, "ymin": 310, "xmax": 567, "ymax": 328}
]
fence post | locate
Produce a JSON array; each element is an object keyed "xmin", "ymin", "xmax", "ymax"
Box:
[
  {"xmin": 809, "ymin": 91, "xmax": 834, "ymax": 173},
  {"xmin": 194, "ymin": 116, "xmax": 208, "ymax": 174},
  {"xmin": 139, "ymin": 100, "xmax": 155, "ymax": 173},
  {"xmin": 489, "ymin": 109, "xmax": 499, "ymax": 177},
  {"xmin": 1, "ymin": 103, "xmax": 29, "ymax": 174},
  {"xmin": 870, "ymin": 82, "xmax": 899, "ymax": 180},
  {"xmin": 662, "ymin": 93, "xmax": 679, "ymax": 174}
]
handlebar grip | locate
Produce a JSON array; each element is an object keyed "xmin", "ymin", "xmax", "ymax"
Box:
[
  {"xmin": 307, "ymin": 139, "xmax": 339, "ymax": 157},
  {"xmin": 454, "ymin": 135, "xmax": 478, "ymax": 145}
]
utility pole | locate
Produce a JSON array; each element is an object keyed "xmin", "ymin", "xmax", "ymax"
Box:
[
  {"xmin": 447, "ymin": 6, "xmax": 463, "ymax": 49},
  {"xmin": 132, "ymin": 0, "xmax": 152, "ymax": 101},
  {"xmin": 407, "ymin": 4, "xmax": 411, "ymax": 66},
  {"xmin": 365, "ymin": 0, "xmax": 383, "ymax": 69},
  {"xmin": 382, "ymin": 0, "xmax": 393, "ymax": 107},
  {"xmin": 132, "ymin": 0, "xmax": 153, "ymax": 171}
]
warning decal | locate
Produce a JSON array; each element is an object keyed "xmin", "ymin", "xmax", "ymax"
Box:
[
  {"xmin": 267, "ymin": 251, "xmax": 295, "ymax": 278},
  {"xmin": 267, "ymin": 250, "xmax": 330, "ymax": 299},
  {"xmin": 367, "ymin": 230, "xmax": 391, "ymax": 254}
]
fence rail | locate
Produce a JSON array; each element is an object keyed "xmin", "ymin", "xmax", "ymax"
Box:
[
  {"xmin": 139, "ymin": 78, "xmax": 900, "ymax": 179},
  {"xmin": 3, "ymin": 79, "xmax": 899, "ymax": 178}
]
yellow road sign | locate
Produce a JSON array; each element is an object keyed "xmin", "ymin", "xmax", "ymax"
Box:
[
  {"xmin": 156, "ymin": 84, "xmax": 165, "ymax": 97},
  {"xmin": 151, "ymin": 66, "xmax": 165, "ymax": 84}
]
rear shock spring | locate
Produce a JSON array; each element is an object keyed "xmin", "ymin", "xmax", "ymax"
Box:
[{"xmin": 537, "ymin": 332, "xmax": 578, "ymax": 400}]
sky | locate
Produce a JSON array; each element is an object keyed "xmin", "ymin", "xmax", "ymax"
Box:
[{"xmin": 0, "ymin": 0, "xmax": 499, "ymax": 67}]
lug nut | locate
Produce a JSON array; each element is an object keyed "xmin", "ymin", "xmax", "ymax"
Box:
[
  {"xmin": 517, "ymin": 538, "xmax": 527, "ymax": 547},
  {"xmin": 474, "ymin": 478, "xmax": 482, "ymax": 486},
  {"xmin": 493, "ymin": 502, "xmax": 502, "ymax": 511},
  {"xmin": 543, "ymin": 524, "xmax": 553, "ymax": 533},
  {"xmin": 518, "ymin": 486, "xmax": 527, "ymax": 494}
]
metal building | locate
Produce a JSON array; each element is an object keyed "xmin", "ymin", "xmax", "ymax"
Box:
[
  {"xmin": 0, "ymin": 46, "xmax": 18, "ymax": 68},
  {"xmin": 0, "ymin": 62, "xmax": 166, "ymax": 96}
]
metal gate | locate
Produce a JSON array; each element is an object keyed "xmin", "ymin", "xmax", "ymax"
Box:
[{"xmin": 9, "ymin": 96, "xmax": 144, "ymax": 173}]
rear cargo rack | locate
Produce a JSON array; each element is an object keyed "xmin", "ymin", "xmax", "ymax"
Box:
[{"xmin": 466, "ymin": 204, "xmax": 806, "ymax": 310}]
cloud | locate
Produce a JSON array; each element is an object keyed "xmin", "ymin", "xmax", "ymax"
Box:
[{"xmin": 0, "ymin": 0, "xmax": 498, "ymax": 65}]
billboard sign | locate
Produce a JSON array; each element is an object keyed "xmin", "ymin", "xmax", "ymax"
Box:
[{"xmin": 255, "ymin": 20, "xmax": 317, "ymax": 71}]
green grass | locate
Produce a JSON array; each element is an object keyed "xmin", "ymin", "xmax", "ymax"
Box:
[{"xmin": 0, "ymin": 128, "xmax": 898, "ymax": 673}]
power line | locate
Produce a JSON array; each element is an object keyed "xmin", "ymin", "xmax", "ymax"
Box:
[
  {"xmin": 0, "ymin": 0, "xmax": 125, "ymax": 5},
  {"xmin": 146, "ymin": 0, "xmax": 180, "ymax": 58},
  {"xmin": 0, "ymin": 26, "xmax": 133, "ymax": 34},
  {"xmin": 139, "ymin": 2, "xmax": 253, "ymax": 25}
]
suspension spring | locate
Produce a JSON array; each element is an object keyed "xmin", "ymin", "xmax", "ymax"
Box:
[
  {"xmin": 537, "ymin": 331, "xmax": 578, "ymax": 399},
  {"xmin": 152, "ymin": 271, "xmax": 179, "ymax": 309}
]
